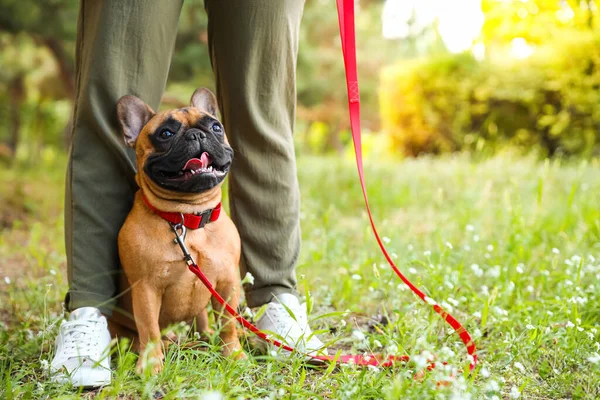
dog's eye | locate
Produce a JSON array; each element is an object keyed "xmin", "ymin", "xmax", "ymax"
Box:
[
  {"xmin": 211, "ymin": 123, "xmax": 223, "ymax": 134},
  {"xmin": 160, "ymin": 130, "xmax": 174, "ymax": 139}
]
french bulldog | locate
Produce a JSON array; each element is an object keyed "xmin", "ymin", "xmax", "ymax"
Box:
[{"xmin": 109, "ymin": 88, "xmax": 244, "ymax": 374}]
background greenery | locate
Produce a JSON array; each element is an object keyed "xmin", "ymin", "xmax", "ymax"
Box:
[{"xmin": 1, "ymin": 0, "xmax": 600, "ymax": 161}]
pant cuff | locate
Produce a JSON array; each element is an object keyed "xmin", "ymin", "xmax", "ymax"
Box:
[
  {"xmin": 244, "ymin": 285, "xmax": 297, "ymax": 308},
  {"xmin": 65, "ymin": 290, "xmax": 116, "ymax": 317}
]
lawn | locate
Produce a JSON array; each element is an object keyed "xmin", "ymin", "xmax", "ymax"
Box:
[{"xmin": 1, "ymin": 153, "xmax": 599, "ymax": 399}]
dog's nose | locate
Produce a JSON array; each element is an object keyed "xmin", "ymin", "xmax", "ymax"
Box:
[
  {"xmin": 184, "ymin": 130, "xmax": 197, "ymax": 141},
  {"xmin": 185, "ymin": 129, "xmax": 206, "ymax": 141}
]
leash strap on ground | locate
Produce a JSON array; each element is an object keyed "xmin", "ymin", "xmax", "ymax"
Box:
[{"xmin": 335, "ymin": 0, "xmax": 477, "ymax": 371}]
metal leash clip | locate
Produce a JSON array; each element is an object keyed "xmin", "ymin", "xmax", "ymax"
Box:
[{"xmin": 169, "ymin": 213, "xmax": 195, "ymax": 267}]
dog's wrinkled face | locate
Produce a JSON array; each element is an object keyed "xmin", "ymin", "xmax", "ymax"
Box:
[{"xmin": 117, "ymin": 88, "xmax": 233, "ymax": 193}]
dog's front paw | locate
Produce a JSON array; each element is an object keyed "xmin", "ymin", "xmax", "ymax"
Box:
[
  {"xmin": 136, "ymin": 347, "xmax": 164, "ymax": 375},
  {"xmin": 221, "ymin": 340, "xmax": 246, "ymax": 360}
]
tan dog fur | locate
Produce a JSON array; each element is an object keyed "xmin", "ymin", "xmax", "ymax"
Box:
[{"xmin": 108, "ymin": 90, "xmax": 244, "ymax": 374}]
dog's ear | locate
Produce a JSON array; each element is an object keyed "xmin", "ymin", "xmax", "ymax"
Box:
[
  {"xmin": 190, "ymin": 88, "xmax": 218, "ymax": 117},
  {"xmin": 117, "ymin": 95, "xmax": 155, "ymax": 147}
]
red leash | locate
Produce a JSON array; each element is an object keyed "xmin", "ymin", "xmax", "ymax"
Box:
[
  {"xmin": 335, "ymin": 0, "xmax": 477, "ymax": 371},
  {"xmin": 158, "ymin": 0, "xmax": 477, "ymax": 372}
]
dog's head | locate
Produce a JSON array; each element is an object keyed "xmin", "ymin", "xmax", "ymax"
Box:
[{"xmin": 117, "ymin": 88, "xmax": 232, "ymax": 194}]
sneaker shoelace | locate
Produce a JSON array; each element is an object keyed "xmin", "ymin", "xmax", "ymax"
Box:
[{"xmin": 61, "ymin": 320, "xmax": 101, "ymax": 359}]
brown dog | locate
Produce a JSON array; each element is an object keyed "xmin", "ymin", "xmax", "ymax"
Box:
[{"xmin": 109, "ymin": 88, "xmax": 243, "ymax": 374}]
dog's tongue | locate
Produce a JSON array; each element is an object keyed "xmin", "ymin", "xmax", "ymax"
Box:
[{"xmin": 183, "ymin": 152, "xmax": 211, "ymax": 170}]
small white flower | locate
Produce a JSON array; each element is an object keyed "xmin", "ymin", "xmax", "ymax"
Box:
[
  {"xmin": 484, "ymin": 379, "xmax": 499, "ymax": 391},
  {"xmin": 445, "ymin": 242, "xmax": 453, "ymax": 249},
  {"xmin": 441, "ymin": 301, "xmax": 454, "ymax": 312},
  {"xmin": 566, "ymin": 321, "xmax": 575, "ymax": 328},
  {"xmin": 391, "ymin": 252, "xmax": 398, "ymax": 259},
  {"xmin": 473, "ymin": 234, "xmax": 480, "ymax": 242},
  {"xmin": 473, "ymin": 311, "xmax": 482, "ymax": 318},
  {"xmin": 49, "ymin": 269, "xmax": 56, "ymax": 276},
  {"xmin": 241, "ymin": 272, "xmax": 255, "ymax": 286},
  {"xmin": 340, "ymin": 319, "xmax": 347, "ymax": 327},
  {"xmin": 424, "ymin": 296, "xmax": 437, "ymax": 306},
  {"xmin": 526, "ymin": 285, "xmax": 534, "ymax": 293},
  {"xmin": 386, "ymin": 344, "xmax": 398, "ymax": 354},
  {"xmin": 412, "ymin": 354, "xmax": 427, "ymax": 369},
  {"xmin": 464, "ymin": 245, "xmax": 471, "ymax": 251},
  {"xmin": 383, "ymin": 236, "xmax": 391, "ymax": 244},
  {"xmin": 373, "ymin": 339, "xmax": 383, "ymax": 348},
  {"xmin": 40, "ymin": 359, "xmax": 49, "ymax": 370},
  {"xmin": 424, "ymin": 250, "xmax": 431, "ymax": 257},
  {"xmin": 351, "ymin": 274, "xmax": 362, "ymax": 280},
  {"xmin": 470, "ymin": 264, "xmax": 483, "ymax": 277},
  {"xmin": 509, "ymin": 386, "xmax": 521, "ymax": 399},
  {"xmin": 408, "ymin": 244, "xmax": 414, "ymax": 251},
  {"xmin": 480, "ymin": 367, "xmax": 490, "ymax": 378},
  {"xmin": 200, "ymin": 391, "xmax": 224, "ymax": 400},
  {"xmin": 526, "ymin": 324, "xmax": 535, "ymax": 330},
  {"xmin": 587, "ymin": 353, "xmax": 600, "ymax": 364},
  {"xmin": 577, "ymin": 326, "xmax": 584, "ymax": 332},
  {"xmin": 552, "ymin": 248, "xmax": 560, "ymax": 255},
  {"xmin": 408, "ymin": 267, "xmax": 417, "ymax": 274},
  {"xmin": 367, "ymin": 364, "xmax": 381, "ymax": 373},
  {"xmin": 487, "ymin": 244, "xmax": 494, "ymax": 251},
  {"xmin": 516, "ymin": 265, "xmax": 524, "ymax": 274},
  {"xmin": 352, "ymin": 330, "xmax": 366, "ymax": 341},
  {"xmin": 487, "ymin": 265, "xmax": 501, "ymax": 278},
  {"xmin": 466, "ymin": 224, "xmax": 475, "ymax": 232},
  {"xmin": 514, "ymin": 361, "xmax": 525, "ymax": 372},
  {"xmin": 4, "ymin": 276, "xmax": 10, "ymax": 284}
]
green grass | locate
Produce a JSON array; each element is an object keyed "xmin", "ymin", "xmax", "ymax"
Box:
[{"xmin": 1, "ymin": 153, "xmax": 599, "ymax": 399}]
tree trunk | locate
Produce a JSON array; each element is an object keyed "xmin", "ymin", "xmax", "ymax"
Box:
[
  {"xmin": 41, "ymin": 36, "xmax": 75, "ymax": 99},
  {"xmin": 8, "ymin": 74, "xmax": 25, "ymax": 155}
]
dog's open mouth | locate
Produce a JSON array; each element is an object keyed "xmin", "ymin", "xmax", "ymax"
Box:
[{"xmin": 161, "ymin": 152, "xmax": 229, "ymax": 180}]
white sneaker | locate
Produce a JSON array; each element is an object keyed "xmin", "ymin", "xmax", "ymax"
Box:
[
  {"xmin": 255, "ymin": 293, "xmax": 327, "ymax": 356},
  {"xmin": 50, "ymin": 307, "xmax": 112, "ymax": 387}
]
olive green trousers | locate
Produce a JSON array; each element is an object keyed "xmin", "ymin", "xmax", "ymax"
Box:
[{"xmin": 65, "ymin": 0, "xmax": 304, "ymax": 315}]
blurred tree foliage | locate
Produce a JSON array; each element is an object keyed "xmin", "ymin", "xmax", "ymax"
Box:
[
  {"xmin": 0, "ymin": 0, "xmax": 78, "ymax": 160},
  {"xmin": 0, "ymin": 0, "xmax": 445, "ymax": 163},
  {"xmin": 381, "ymin": 30, "xmax": 600, "ymax": 157},
  {"xmin": 380, "ymin": 0, "xmax": 600, "ymax": 158},
  {"xmin": 481, "ymin": 0, "xmax": 598, "ymax": 46}
]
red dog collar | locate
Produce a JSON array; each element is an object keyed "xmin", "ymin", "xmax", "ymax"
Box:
[{"xmin": 142, "ymin": 193, "xmax": 221, "ymax": 229}]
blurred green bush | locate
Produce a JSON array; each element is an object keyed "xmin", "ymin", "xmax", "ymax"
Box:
[{"xmin": 380, "ymin": 31, "xmax": 600, "ymax": 157}]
